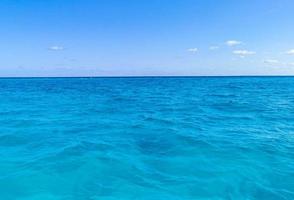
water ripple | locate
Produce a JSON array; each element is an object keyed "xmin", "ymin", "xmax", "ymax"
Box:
[{"xmin": 0, "ymin": 77, "xmax": 293, "ymax": 199}]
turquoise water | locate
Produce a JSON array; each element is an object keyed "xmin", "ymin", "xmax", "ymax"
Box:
[{"xmin": 0, "ymin": 77, "xmax": 293, "ymax": 200}]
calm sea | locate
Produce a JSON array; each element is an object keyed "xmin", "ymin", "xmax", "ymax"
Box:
[{"xmin": 0, "ymin": 77, "xmax": 293, "ymax": 200}]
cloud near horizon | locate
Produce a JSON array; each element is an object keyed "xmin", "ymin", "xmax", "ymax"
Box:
[
  {"xmin": 286, "ymin": 49, "xmax": 294, "ymax": 55},
  {"xmin": 209, "ymin": 46, "xmax": 219, "ymax": 50},
  {"xmin": 264, "ymin": 59, "xmax": 279, "ymax": 65},
  {"xmin": 187, "ymin": 48, "xmax": 198, "ymax": 53},
  {"xmin": 48, "ymin": 46, "xmax": 65, "ymax": 51},
  {"xmin": 263, "ymin": 59, "xmax": 294, "ymax": 67},
  {"xmin": 226, "ymin": 40, "xmax": 242, "ymax": 47},
  {"xmin": 233, "ymin": 50, "xmax": 255, "ymax": 57}
]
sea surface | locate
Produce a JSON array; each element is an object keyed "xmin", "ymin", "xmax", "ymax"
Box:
[{"xmin": 0, "ymin": 77, "xmax": 293, "ymax": 200}]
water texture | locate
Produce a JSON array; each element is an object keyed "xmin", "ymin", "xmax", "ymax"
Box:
[{"xmin": 0, "ymin": 77, "xmax": 293, "ymax": 200}]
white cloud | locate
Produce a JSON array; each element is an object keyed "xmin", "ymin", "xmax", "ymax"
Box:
[
  {"xmin": 286, "ymin": 49, "xmax": 294, "ymax": 55},
  {"xmin": 209, "ymin": 46, "xmax": 219, "ymax": 50},
  {"xmin": 233, "ymin": 50, "xmax": 255, "ymax": 56},
  {"xmin": 49, "ymin": 46, "xmax": 64, "ymax": 51},
  {"xmin": 226, "ymin": 40, "xmax": 242, "ymax": 46},
  {"xmin": 264, "ymin": 59, "xmax": 279, "ymax": 64},
  {"xmin": 263, "ymin": 59, "xmax": 294, "ymax": 67},
  {"xmin": 187, "ymin": 48, "xmax": 198, "ymax": 53}
]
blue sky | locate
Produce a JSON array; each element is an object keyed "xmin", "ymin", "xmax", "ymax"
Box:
[{"xmin": 1, "ymin": 0, "xmax": 294, "ymax": 76}]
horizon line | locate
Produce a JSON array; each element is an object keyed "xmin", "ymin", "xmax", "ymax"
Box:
[{"xmin": 0, "ymin": 75, "xmax": 294, "ymax": 79}]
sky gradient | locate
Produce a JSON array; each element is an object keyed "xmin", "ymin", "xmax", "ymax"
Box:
[{"xmin": 1, "ymin": 0, "xmax": 294, "ymax": 76}]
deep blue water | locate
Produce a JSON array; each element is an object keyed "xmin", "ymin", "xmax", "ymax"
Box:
[{"xmin": 0, "ymin": 77, "xmax": 294, "ymax": 200}]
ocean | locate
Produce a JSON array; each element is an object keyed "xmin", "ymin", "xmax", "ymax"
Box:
[{"xmin": 0, "ymin": 77, "xmax": 293, "ymax": 200}]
